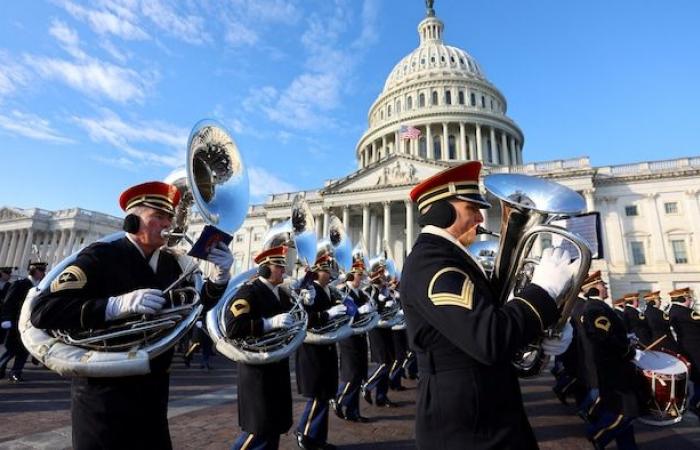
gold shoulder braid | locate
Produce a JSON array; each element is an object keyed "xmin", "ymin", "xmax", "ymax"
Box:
[{"xmin": 428, "ymin": 267, "xmax": 474, "ymax": 310}]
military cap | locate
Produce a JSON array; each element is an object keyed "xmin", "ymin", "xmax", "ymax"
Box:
[
  {"xmin": 119, "ymin": 181, "xmax": 181, "ymax": 216},
  {"xmin": 27, "ymin": 261, "xmax": 48, "ymax": 272},
  {"xmin": 669, "ymin": 287, "xmax": 692, "ymax": 302},
  {"xmin": 643, "ymin": 291, "xmax": 661, "ymax": 305},
  {"xmin": 409, "ymin": 161, "xmax": 490, "ymax": 211},
  {"xmin": 581, "ymin": 270, "xmax": 604, "ymax": 290},
  {"xmin": 369, "ymin": 260, "xmax": 386, "ymax": 282},
  {"xmin": 254, "ymin": 245, "xmax": 288, "ymax": 267},
  {"xmin": 623, "ymin": 292, "xmax": 639, "ymax": 304},
  {"xmin": 349, "ymin": 260, "xmax": 366, "ymax": 275},
  {"xmin": 0, "ymin": 266, "xmax": 16, "ymax": 275},
  {"xmin": 311, "ymin": 254, "xmax": 332, "ymax": 273},
  {"xmin": 612, "ymin": 297, "xmax": 627, "ymax": 306}
]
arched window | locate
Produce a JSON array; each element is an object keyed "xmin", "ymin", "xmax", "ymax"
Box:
[
  {"xmin": 470, "ymin": 92, "xmax": 476, "ymax": 106},
  {"xmin": 458, "ymin": 91, "xmax": 465, "ymax": 105},
  {"xmin": 419, "ymin": 93, "xmax": 426, "ymax": 107},
  {"xmin": 481, "ymin": 95, "xmax": 486, "ymax": 108},
  {"xmin": 407, "ymin": 96, "xmax": 413, "ymax": 110},
  {"xmin": 432, "ymin": 91, "xmax": 438, "ymax": 106},
  {"xmin": 396, "ymin": 100, "xmax": 401, "ymax": 113},
  {"xmin": 433, "ymin": 136, "xmax": 442, "ymax": 159},
  {"xmin": 419, "ymin": 137, "xmax": 427, "ymax": 158},
  {"xmin": 445, "ymin": 90, "xmax": 452, "ymax": 105},
  {"xmin": 448, "ymin": 135, "xmax": 456, "ymax": 159}
]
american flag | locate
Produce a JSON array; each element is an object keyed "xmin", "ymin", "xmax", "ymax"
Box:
[{"xmin": 399, "ymin": 125, "xmax": 421, "ymax": 140}]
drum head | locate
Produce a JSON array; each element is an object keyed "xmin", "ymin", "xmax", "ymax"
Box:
[{"xmin": 635, "ymin": 350, "xmax": 687, "ymax": 375}]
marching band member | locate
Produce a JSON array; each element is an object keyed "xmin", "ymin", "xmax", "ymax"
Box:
[
  {"xmin": 31, "ymin": 181, "xmax": 232, "ymax": 450},
  {"xmin": 622, "ymin": 293, "xmax": 652, "ymax": 346},
  {"xmin": 578, "ymin": 284, "xmax": 639, "ymax": 449},
  {"xmin": 294, "ymin": 254, "xmax": 347, "ymax": 450},
  {"xmin": 612, "ymin": 296, "xmax": 628, "ymax": 325},
  {"xmin": 1, "ymin": 261, "xmax": 47, "ymax": 382},
  {"xmin": 225, "ymin": 245, "xmax": 295, "ymax": 450},
  {"xmin": 401, "ymin": 161, "xmax": 577, "ymax": 449},
  {"xmin": 333, "ymin": 260, "xmax": 373, "ymax": 422},
  {"xmin": 667, "ymin": 287, "xmax": 700, "ymax": 419},
  {"xmin": 0, "ymin": 266, "xmax": 13, "ymax": 345},
  {"xmin": 642, "ymin": 291, "xmax": 680, "ymax": 354},
  {"xmin": 362, "ymin": 262, "xmax": 398, "ymax": 408}
]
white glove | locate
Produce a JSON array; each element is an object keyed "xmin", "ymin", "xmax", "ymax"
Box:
[
  {"xmin": 357, "ymin": 303, "xmax": 374, "ymax": 315},
  {"xmin": 1, "ymin": 321, "xmax": 11, "ymax": 329},
  {"xmin": 327, "ymin": 304, "xmax": 348, "ymax": 319},
  {"xmin": 385, "ymin": 300, "xmax": 395, "ymax": 308},
  {"xmin": 378, "ymin": 293, "xmax": 388, "ymax": 302},
  {"xmin": 530, "ymin": 247, "xmax": 575, "ymax": 300},
  {"xmin": 299, "ymin": 288, "xmax": 315, "ymax": 306},
  {"xmin": 634, "ymin": 349, "xmax": 644, "ymax": 363},
  {"xmin": 207, "ymin": 242, "xmax": 233, "ymax": 285},
  {"xmin": 105, "ymin": 288, "xmax": 166, "ymax": 321},
  {"xmin": 263, "ymin": 313, "xmax": 294, "ymax": 332},
  {"xmin": 541, "ymin": 322, "xmax": 573, "ymax": 356}
]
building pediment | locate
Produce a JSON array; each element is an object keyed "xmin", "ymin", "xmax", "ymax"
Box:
[
  {"xmin": 321, "ymin": 154, "xmax": 451, "ymax": 195},
  {"xmin": 0, "ymin": 207, "xmax": 30, "ymax": 221}
]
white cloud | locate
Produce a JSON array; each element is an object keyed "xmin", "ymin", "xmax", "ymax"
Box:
[
  {"xmin": 0, "ymin": 110, "xmax": 73, "ymax": 144},
  {"xmin": 72, "ymin": 109, "xmax": 188, "ymax": 167},
  {"xmin": 57, "ymin": 0, "xmax": 150, "ymax": 40},
  {"xmin": 99, "ymin": 39, "xmax": 129, "ymax": 63},
  {"xmin": 0, "ymin": 53, "xmax": 30, "ymax": 97},
  {"xmin": 49, "ymin": 19, "xmax": 87, "ymax": 59},
  {"xmin": 140, "ymin": 0, "xmax": 210, "ymax": 45},
  {"xmin": 248, "ymin": 166, "xmax": 298, "ymax": 201},
  {"xmin": 224, "ymin": 19, "xmax": 259, "ymax": 47},
  {"xmin": 24, "ymin": 54, "xmax": 154, "ymax": 103}
]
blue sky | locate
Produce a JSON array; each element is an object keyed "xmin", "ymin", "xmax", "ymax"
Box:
[{"xmin": 1, "ymin": 0, "xmax": 699, "ymax": 217}]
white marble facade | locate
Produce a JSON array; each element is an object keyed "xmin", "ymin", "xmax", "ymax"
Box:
[{"xmin": 1, "ymin": 5, "xmax": 699, "ymax": 299}]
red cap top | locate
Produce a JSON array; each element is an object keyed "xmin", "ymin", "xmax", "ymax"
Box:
[
  {"xmin": 312, "ymin": 254, "xmax": 332, "ymax": 272},
  {"xmin": 581, "ymin": 270, "xmax": 603, "ymax": 289},
  {"xmin": 409, "ymin": 161, "xmax": 490, "ymax": 211},
  {"xmin": 255, "ymin": 245, "xmax": 288, "ymax": 266},
  {"xmin": 119, "ymin": 181, "xmax": 181, "ymax": 216}
]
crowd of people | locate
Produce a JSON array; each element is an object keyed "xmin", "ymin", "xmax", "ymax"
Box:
[{"xmin": 1, "ymin": 164, "xmax": 698, "ymax": 450}]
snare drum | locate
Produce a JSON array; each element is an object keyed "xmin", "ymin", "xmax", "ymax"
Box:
[{"xmin": 633, "ymin": 350, "xmax": 690, "ymax": 426}]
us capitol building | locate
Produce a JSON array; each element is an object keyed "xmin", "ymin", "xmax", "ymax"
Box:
[{"xmin": 1, "ymin": 4, "xmax": 699, "ymax": 301}]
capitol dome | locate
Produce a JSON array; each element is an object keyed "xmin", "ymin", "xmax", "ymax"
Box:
[{"xmin": 356, "ymin": 3, "xmax": 524, "ymax": 170}]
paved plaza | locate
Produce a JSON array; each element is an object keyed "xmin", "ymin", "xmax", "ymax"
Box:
[{"xmin": 1, "ymin": 348, "xmax": 699, "ymax": 449}]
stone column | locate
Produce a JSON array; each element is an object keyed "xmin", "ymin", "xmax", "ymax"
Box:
[
  {"xmin": 516, "ymin": 141, "xmax": 523, "ymax": 165},
  {"xmin": 19, "ymin": 228, "xmax": 34, "ymax": 269},
  {"xmin": 246, "ymin": 227, "xmax": 254, "ymax": 269},
  {"xmin": 5, "ymin": 230, "xmax": 19, "ymax": 268},
  {"xmin": 66, "ymin": 229, "xmax": 77, "ymax": 257},
  {"xmin": 490, "ymin": 126, "xmax": 498, "ymax": 164},
  {"xmin": 459, "ymin": 122, "xmax": 467, "ymax": 160},
  {"xmin": 0, "ymin": 231, "xmax": 9, "ymax": 264},
  {"xmin": 54, "ymin": 229, "xmax": 69, "ymax": 264},
  {"xmin": 475, "ymin": 124, "xmax": 483, "ymax": 161},
  {"xmin": 405, "ymin": 200, "xmax": 415, "ymax": 251},
  {"xmin": 372, "ymin": 141, "xmax": 378, "ymax": 163},
  {"xmin": 362, "ymin": 204, "xmax": 370, "ymax": 252},
  {"xmin": 315, "ymin": 214, "xmax": 323, "ymax": 239},
  {"xmin": 426, "ymin": 124, "xmax": 433, "ymax": 159},
  {"xmin": 342, "ymin": 206, "xmax": 350, "ymax": 228},
  {"xmin": 601, "ymin": 197, "xmax": 625, "ymax": 267},
  {"xmin": 508, "ymin": 137, "xmax": 516, "ymax": 166},
  {"xmin": 394, "ymin": 130, "xmax": 400, "ymax": 154},
  {"xmin": 442, "ymin": 123, "xmax": 449, "ymax": 160},
  {"xmin": 684, "ymin": 189, "xmax": 700, "ymax": 259},
  {"xmin": 383, "ymin": 201, "xmax": 391, "ymax": 248},
  {"xmin": 583, "ymin": 188, "xmax": 596, "ymax": 212},
  {"xmin": 369, "ymin": 211, "xmax": 378, "ymax": 256},
  {"xmin": 382, "ymin": 136, "xmax": 387, "ymax": 159},
  {"xmin": 322, "ymin": 209, "xmax": 330, "ymax": 239},
  {"xmin": 646, "ymin": 193, "xmax": 669, "ymax": 266},
  {"xmin": 501, "ymin": 131, "xmax": 510, "ymax": 166}
]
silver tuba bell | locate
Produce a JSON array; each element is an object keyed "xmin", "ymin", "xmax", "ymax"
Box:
[
  {"xmin": 483, "ymin": 173, "xmax": 592, "ymax": 378},
  {"xmin": 206, "ymin": 194, "xmax": 312, "ymax": 363},
  {"xmin": 20, "ymin": 119, "xmax": 250, "ymax": 377}
]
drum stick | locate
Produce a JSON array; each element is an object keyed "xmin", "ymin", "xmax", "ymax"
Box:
[{"xmin": 643, "ymin": 335, "xmax": 666, "ymax": 352}]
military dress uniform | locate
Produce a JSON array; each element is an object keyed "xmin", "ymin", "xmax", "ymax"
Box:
[
  {"xmin": 552, "ymin": 294, "xmax": 586, "ymax": 405},
  {"xmin": 31, "ymin": 182, "xmax": 227, "ymax": 450},
  {"xmin": 335, "ymin": 264, "xmax": 371, "ymax": 421},
  {"xmin": 225, "ymin": 247, "xmax": 295, "ymax": 450},
  {"xmin": 642, "ymin": 292, "xmax": 680, "ymax": 354},
  {"xmin": 0, "ymin": 267, "xmax": 14, "ymax": 345},
  {"xmin": 622, "ymin": 294, "xmax": 652, "ymax": 346},
  {"xmin": 0, "ymin": 263, "xmax": 46, "ymax": 381},
  {"xmin": 667, "ymin": 288, "xmax": 700, "ymax": 416},
  {"xmin": 363, "ymin": 279, "xmax": 397, "ymax": 407},
  {"xmin": 401, "ymin": 161, "xmax": 563, "ymax": 450},
  {"xmin": 579, "ymin": 298, "xmax": 639, "ymax": 449}
]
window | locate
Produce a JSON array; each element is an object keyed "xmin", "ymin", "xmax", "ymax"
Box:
[
  {"xmin": 631, "ymin": 241, "xmax": 646, "ymax": 265},
  {"xmin": 407, "ymin": 96, "xmax": 413, "ymax": 110},
  {"xmin": 490, "ymin": 99, "xmax": 494, "ymax": 110},
  {"xmin": 419, "ymin": 93, "xmax": 425, "ymax": 107},
  {"xmin": 433, "ymin": 136, "xmax": 441, "ymax": 159},
  {"xmin": 470, "ymin": 92, "xmax": 476, "ymax": 106},
  {"xmin": 235, "ymin": 234, "xmax": 244, "ymax": 243},
  {"xmin": 387, "ymin": 105, "xmax": 392, "ymax": 117},
  {"xmin": 432, "ymin": 91, "xmax": 438, "ymax": 105},
  {"xmin": 445, "ymin": 91, "xmax": 452, "ymax": 105},
  {"xmin": 396, "ymin": 100, "xmax": 401, "ymax": 113},
  {"xmin": 664, "ymin": 202, "xmax": 678, "ymax": 214},
  {"xmin": 481, "ymin": 95, "xmax": 486, "ymax": 108},
  {"xmin": 672, "ymin": 240, "xmax": 688, "ymax": 264},
  {"xmin": 625, "ymin": 205, "xmax": 638, "ymax": 216},
  {"xmin": 458, "ymin": 91, "xmax": 465, "ymax": 105},
  {"xmin": 448, "ymin": 135, "xmax": 456, "ymax": 159},
  {"xmin": 419, "ymin": 137, "xmax": 427, "ymax": 158}
]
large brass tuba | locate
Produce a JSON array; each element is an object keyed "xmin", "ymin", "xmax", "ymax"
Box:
[
  {"xmin": 205, "ymin": 194, "xmax": 311, "ymax": 363},
  {"xmin": 20, "ymin": 119, "xmax": 250, "ymax": 377},
  {"xmin": 483, "ymin": 173, "xmax": 592, "ymax": 378}
]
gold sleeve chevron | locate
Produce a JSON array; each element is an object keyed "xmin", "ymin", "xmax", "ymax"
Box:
[
  {"xmin": 428, "ymin": 267, "xmax": 474, "ymax": 310},
  {"xmin": 594, "ymin": 316, "xmax": 611, "ymax": 332},
  {"xmin": 50, "ymin": 265, "xmax": 87, "ymax": 293},
  {"xmin": 230, "ymin": 299, "xmax": 251, "ymax": 317}
]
